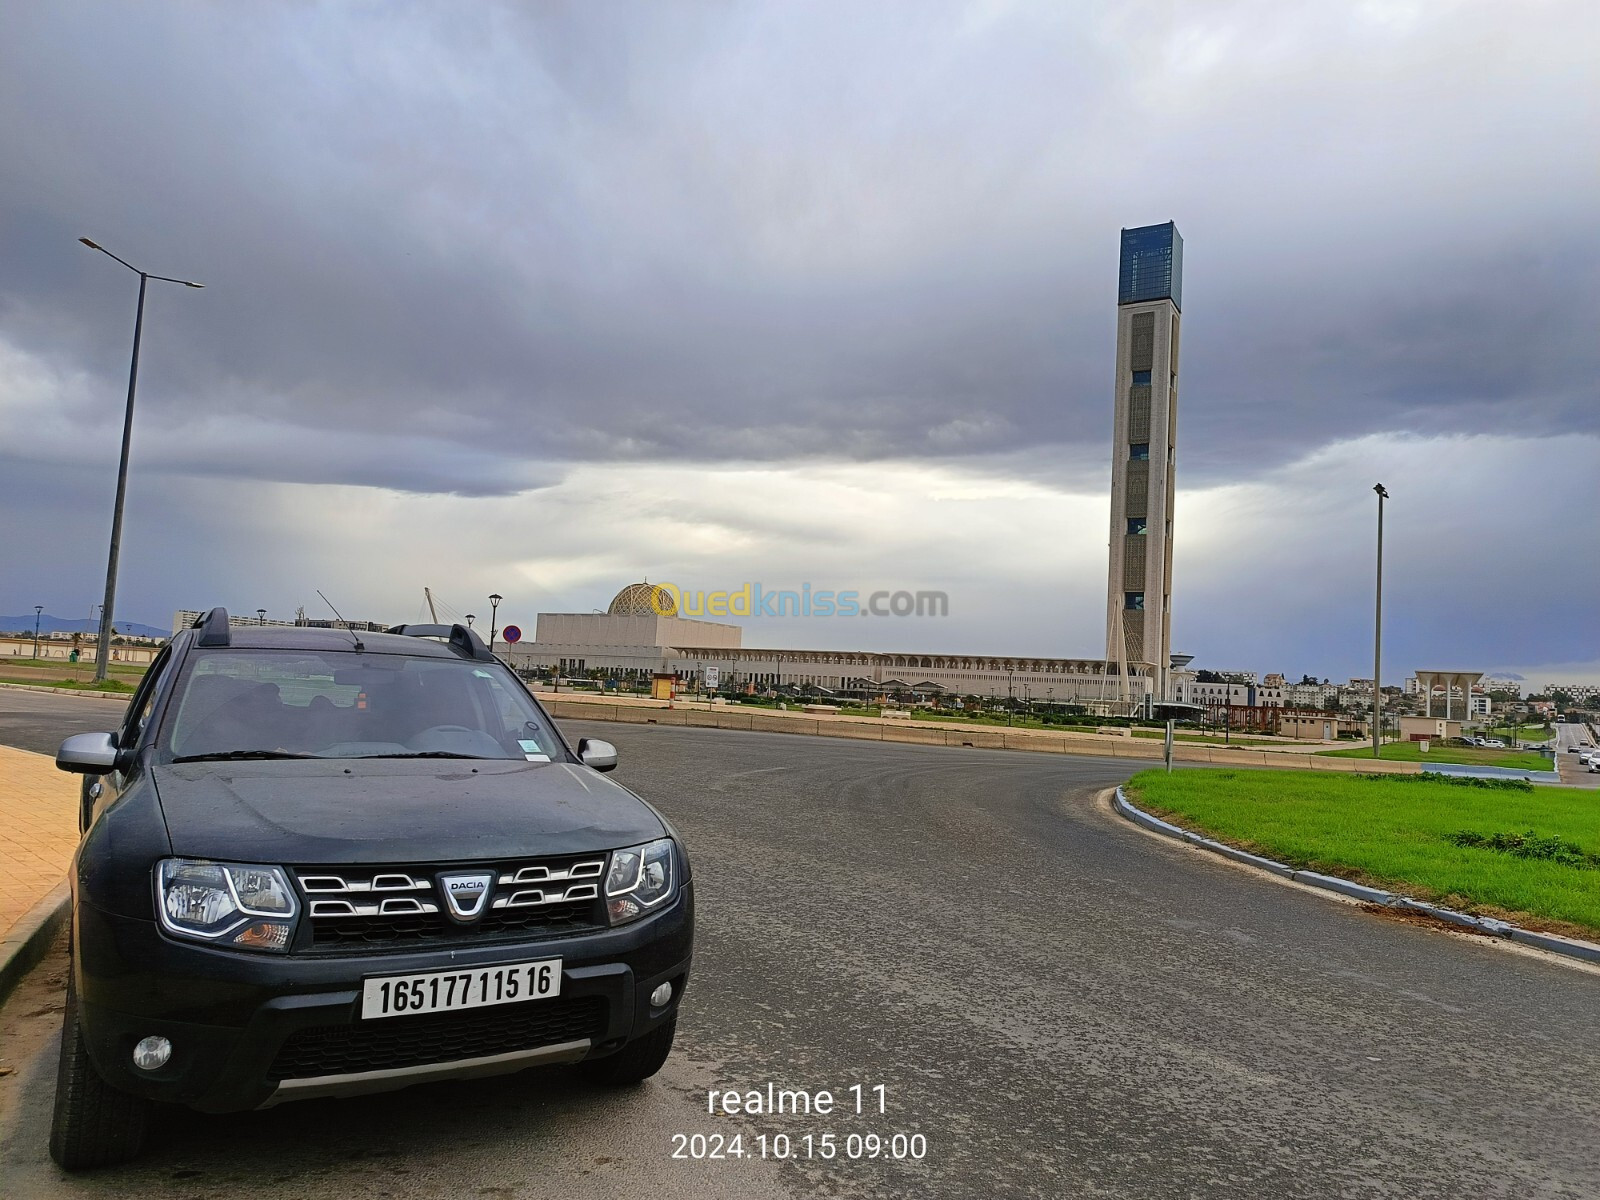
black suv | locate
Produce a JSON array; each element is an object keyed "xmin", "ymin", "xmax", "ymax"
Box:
[{"xmin": 50, "ymin": 609, "xmax": 692, "ymax": 1169}]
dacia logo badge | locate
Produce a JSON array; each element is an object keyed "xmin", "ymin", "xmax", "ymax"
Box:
[{"xmin": 438, "ymin": 871, "xmax": 494, "ymax": 922}]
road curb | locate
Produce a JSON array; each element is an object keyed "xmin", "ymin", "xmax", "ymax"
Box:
[
  {"xmin": 0, "ymin": 681, "xmax": 132, "ymax": 701},
  {"xmin": 1113, "ymin": 787, "xmax": 1600, "ymax": 967},
  {"xmin": 0, "ymin": 880, "xmax": 70, "ymax": 1007}
]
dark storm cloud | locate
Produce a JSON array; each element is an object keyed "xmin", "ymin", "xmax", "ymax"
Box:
[{"xmin": 2, "ymin": 0, "xmax": 1596, "ymax": 496}]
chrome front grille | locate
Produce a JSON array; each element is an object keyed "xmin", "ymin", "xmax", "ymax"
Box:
[
  {"xmin": 292, "ymin": 855, "xmax": 608, "ymax": 952},
  {"xmin": 495, "ymin": 859, "xmax": 603, "ymax": 910},
  {"xmin": 300, "ymin": 870, "xmax": 440, "ymax": 919}
]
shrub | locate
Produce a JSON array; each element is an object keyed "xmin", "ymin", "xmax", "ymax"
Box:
[{"xmin": 1445, "ymin": 829, "xmax": 1600, "ymax": 869}]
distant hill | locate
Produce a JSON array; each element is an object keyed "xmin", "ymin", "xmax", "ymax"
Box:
[{"xmin": 0, "ymin": 614, "xmax": 168, "ymax": 639}]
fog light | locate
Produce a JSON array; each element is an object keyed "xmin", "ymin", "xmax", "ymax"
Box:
[
  {"xmin": 650, "ymin": 982, "xmax": 672, "ymax": 1007},
  {"xmin": 132, "ymin": 1035, "xmax": 171, "ymax": 1071}
]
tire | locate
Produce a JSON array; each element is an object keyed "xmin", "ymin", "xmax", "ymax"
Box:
[
  {"xmin": 583, "ymin": 1014, "xmax": 677, "ymax": 1085},
  {"xmin": 49, "ymin": 971, "xmax": 150, "ymax": 1171}
]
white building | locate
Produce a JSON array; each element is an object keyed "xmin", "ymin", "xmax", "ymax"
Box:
[
  {"xmin": 503, "ymin": 583, "xmax": 1155, "ymax": 708},
  {"xmin": 1284, "ymin": 682, "xmax": 1338, "ymax": 709},
  {"xmin": 1174, "ymin": 679, "xmax": 1283, "ymax": 708}
]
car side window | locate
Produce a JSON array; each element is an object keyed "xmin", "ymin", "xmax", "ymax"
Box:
[
  {"xmin": 475, "ymin": 670, "xmax": 558, "ymax": 759},
  {"xmin": 121, "ymin": 647, "xmax": 173, "ymax": 749}
]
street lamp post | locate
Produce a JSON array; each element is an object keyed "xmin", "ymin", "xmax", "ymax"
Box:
[
  {"xmin": 80, "ymin": 238, "xmax": 202, "ymax": 682},
  {"xmin": 33, "ymin": 605, "xmax": 43, "ymax": 660},
  {"xmin": 1372, "ymin": 483, "xmax": 1389, "ymax": 758},
  {"xmin": 257, "ymin": 609, "xmax": 266, "ymax": 626},
  {"xmin": 488, "ymin": 593, "xmax": 502, "ymax": 653},
  {"xmin": 465, "ymin": 614, "xmax": 476, "ymax": 628}
]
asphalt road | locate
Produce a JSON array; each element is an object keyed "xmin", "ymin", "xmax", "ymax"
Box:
[
  {"xmin": 1554, "ymin": 722, "xmax": 1600, "ymax": 788},
  {"xmin": 0, "ymin": 687, "xmax": 132, "ymax": 756},
  {"xmin": 2, "ymin": 690, "xmax": 1598, "ymax": 1198}
]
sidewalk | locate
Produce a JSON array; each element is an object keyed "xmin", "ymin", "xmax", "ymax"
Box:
[{"xmin": 0, "ymin": 745, "xmax": 78, "ymax": 943}]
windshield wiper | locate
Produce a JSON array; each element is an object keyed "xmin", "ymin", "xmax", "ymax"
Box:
[
  {"xmin": 356, "ymin": 751, "xmax": 495, "ymax": 760},
  {"xmin": 170, "ymin": 750, "xmax": 323, "ymax": 763}
]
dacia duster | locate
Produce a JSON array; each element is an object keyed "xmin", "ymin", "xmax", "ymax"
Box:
[{"xmin": 50, "ymin": 609, "xmax": 692, "ymax": 1169}]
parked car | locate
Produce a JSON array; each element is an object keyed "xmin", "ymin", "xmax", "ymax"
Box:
[{"xmin": 50, "ymin": 609, "xmax": 692, "ymax": 1169}]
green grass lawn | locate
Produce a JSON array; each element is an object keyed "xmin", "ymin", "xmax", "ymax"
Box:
[
  {"xmin": 1129, "ymin": 729, "xmax": 1290, "ymax": 748},
  {"xmin": 1125, "ymin": 769, "xmax": 1600, "ymax": 938},
  {"xmin": 1319, "ymin": 740, "xmax": 1552, "ymax": 771},
  {"xmin": 906, "ymin": 710, "xmax": 1076, "ymax": 732},
  {"xmin": 1, "ymin": 657, "xmax": 148, "ymax": 679},
  {"xmin": 893, "ymin": 710, "xmax": 1288, "ymax": 742}
]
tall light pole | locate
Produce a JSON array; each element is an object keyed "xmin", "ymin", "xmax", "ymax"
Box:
[
  {"xmin": 257, "ymin": 608, "xmax": 267, "ymax": 626},
  {"xmin": 80, "ymin": 238, "xmax": 203, "ymax": 682},
  {"xmin": 465, "ymin": 613, "xmax": 476, "ymax": 628},
  {"xmin": 488, "ymin": 593, "xmax": 502, "ymax": 653},
  {"xmin": 33, "ymin": 605, "xmax": 43, "ymax": 660},
  {"xmin": 1372, "ymin": 483, "xmax": 1389, "ymax": 758}
]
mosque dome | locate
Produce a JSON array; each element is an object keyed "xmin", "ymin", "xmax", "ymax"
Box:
[{"xmin": 607, "ymin": 581, "xmax": 676, "ymax": 617}]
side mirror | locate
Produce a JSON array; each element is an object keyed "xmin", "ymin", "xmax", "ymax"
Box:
[
  {"xmin": 577, "ymin": 737, "xmax": 618, "ymax": 773},
  {"xmin": 56, "ymin": 732, "xmax": 122, "ymax": 775}
]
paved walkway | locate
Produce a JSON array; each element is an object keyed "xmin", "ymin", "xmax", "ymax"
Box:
[
  {"xmin": 0, "ymin": 746, "xmax": 78, "ymax": 942},
  {"xmin": 539, "ymin": 693, "xmax": 1425, "ymax": 773}
]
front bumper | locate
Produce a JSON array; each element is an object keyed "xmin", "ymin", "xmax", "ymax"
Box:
[{"xmin": 72, "ymin": 882, "xmax": 692, "ymax": 1113}]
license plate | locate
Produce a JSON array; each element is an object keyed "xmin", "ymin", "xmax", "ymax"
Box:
[{"xmin": 361, "ymin": 958, "xmax": 562, "ymax": 1019}]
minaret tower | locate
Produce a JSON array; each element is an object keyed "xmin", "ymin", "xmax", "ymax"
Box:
[{"xmin": 1105, "ymin": 222, "xmax": 1182, "ymax": 708}]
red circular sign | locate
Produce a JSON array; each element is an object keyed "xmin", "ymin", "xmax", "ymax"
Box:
[{"xmin": 501, "ymin": 624, "xmax": 522, "ymax": 644}]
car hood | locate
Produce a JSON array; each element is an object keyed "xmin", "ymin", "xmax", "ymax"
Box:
[{"xmin": 149, "ymin": 758, "xmax": 665, "ymax": 865}]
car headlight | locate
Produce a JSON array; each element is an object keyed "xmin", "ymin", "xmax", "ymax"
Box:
[
  {"xmin": 604, "ymin": 838, "xmax": 676, "ymax": 925},
  {"xmin": 155, "ymin": 859, "xmax": 298, "ymax": 952}
]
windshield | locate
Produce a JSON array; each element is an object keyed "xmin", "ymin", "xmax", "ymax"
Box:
[{"xmin": 163, "ymin": 649, "xmax": 566, "ymax": 762}]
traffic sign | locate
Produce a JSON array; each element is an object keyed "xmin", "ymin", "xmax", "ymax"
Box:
[
  {"xmin": 502, "ymin": 624, "xmax": 522, "ymax": 644},
  {"xmin": 705, "ymin": 666, "xmax": 720, "ymax": 689}
]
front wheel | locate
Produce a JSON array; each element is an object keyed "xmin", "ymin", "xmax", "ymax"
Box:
[
  {"xmin": 49, "ymin": 972, "xmax": 150, "ymax": 1171},
  {"xmin": 583, "ymin": 1015, "xmax": 677, "ymax": 1085}
]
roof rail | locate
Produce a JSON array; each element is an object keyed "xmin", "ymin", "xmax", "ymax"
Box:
[
  {"xmin": 193, "ymin": 607, "xmax": 231, "ymax": 647},
  {"xmin": 384, "ymin": 622, "xmax": 494, "ymax": 662}
]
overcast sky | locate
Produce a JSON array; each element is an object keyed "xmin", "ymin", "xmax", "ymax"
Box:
[{"xmin": 2, "ymin": 1, "xmax": 1596, "ymax": 685}]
